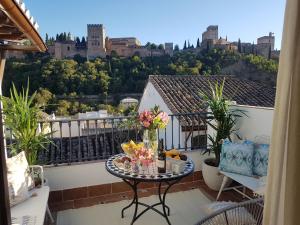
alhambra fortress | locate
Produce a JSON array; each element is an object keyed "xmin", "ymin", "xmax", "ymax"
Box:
[
  {"xmin": 8, "ymin": 24, "xmax": 280, "ymax": 59},
  {"xmin": 46, "ymin": 24, "xmax": 174, "ymax": 60}
]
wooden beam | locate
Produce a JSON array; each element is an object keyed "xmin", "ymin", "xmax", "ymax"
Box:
[
  {"xmin": 0, "ymin": 33, "xmax": 25, "ymax": 40},
  {"xmin": 0, "ymin": 50, "xmax": 11, "ymax": 225},
  {"xmin": 0, "ymin": 26, "xmax": 20, "ymax": 33},
  {"xmin": 0, "ymin": 0, "xmax": 47, "ymax": 52}
]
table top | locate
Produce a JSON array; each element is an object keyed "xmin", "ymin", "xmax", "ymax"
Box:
[{"xmin": 106, "ymin": 154, "xmax": 194, "ymax": 182}]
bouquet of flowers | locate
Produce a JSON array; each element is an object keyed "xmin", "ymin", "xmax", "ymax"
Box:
[{"xmin": 138, "ymin": 105, "xmax": 169, "ymax": 130}]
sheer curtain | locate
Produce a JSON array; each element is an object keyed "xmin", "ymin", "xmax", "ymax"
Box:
[{"xmin": 263, "ymin": 0, "xmax": 300, "ymax": 224}]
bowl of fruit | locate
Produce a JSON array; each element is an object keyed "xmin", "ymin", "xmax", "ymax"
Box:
[
  {"xmin": 165, "ymin": 149, "xmax": 187, "ymax": 161},
  {"xmin": 121, "ymin": 140, "xmax": 144, "ymax": 157}
]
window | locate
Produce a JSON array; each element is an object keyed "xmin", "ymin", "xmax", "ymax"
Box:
[
  {"xmin": 67, "ymin": 46, "xmax": 70, "ymax": 51},
  {"xmin": 191, "ymin": 135, "xmax": 207, "ymax": 150}
]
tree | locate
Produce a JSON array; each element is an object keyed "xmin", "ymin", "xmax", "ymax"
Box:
[
  {"xmin": 150, "ymin": 43, "xmax": 157, "ymax": 49},
  {"xmin": 158, "ymin": 44, "xmax": 164, "ymax": 50},
  {"xmin": 35, "ymin": 88, "xmax": 53, "ymax": 109},
  {"xmin": 56, "ymin": 100, "xmax": 71, "ymax": 116},
  {"xmin": 63, "ymin": 32, "xmax": 67, "ymax": 41},
  {"xmin": 268, "ymin": 45, "xmax": 272, "ymax": 60},
  {"xmin": 183, "ymin": 40, "xmax": 187, "ymax": 49},
  {"xmin": 145, "ymin": 42, "xmax": 151, "ymax": 48},
  {"xmin": 251, "ymin": 42, "xmax": 255, "ymax": 54},
  {"xmin": 174, "ymin": 44, "xmax": 180, "ymax": 51},
  {"xmin": 196, "ymin": 38, "xmax": 200, "ymax": 48},
  {"xmin": 67, "ymin": 32, "xmax": 71, "ymax": 41},
  {"xmin": 188, "ymin": 40, "xmax": 191, "ymax": 48},
  {"xmin": 81, "ymin": 37, "xmax": 86, "ymax": 45},
  {"xmin": 238, "ymin": 38, "xmax": 242, "ymax": 53},
  {"xmin": 45, "ymin": 33, "xmax": 49, "ymax": 44},
  {"xmin": 75, "ymin": 37, "xmax": 81, "ymax": 45}
]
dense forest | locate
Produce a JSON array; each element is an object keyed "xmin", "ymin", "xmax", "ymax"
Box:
[{"xmin": 3, "ymin": 49, "xmax": 278, "ymax": 116}]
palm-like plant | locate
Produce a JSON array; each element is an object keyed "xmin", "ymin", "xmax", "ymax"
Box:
[
  {"xmin": 201, "ymin": 78, "xmax": 242, "ymax": 166},
  {"xmin": 2, "ymin": 83, "xmax": 52, "ymax": 165}
]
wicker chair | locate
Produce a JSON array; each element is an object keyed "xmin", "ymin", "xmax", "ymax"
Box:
[{"xmin": 196, "ymin": 198, "xmax": 264, "ymax": 225}]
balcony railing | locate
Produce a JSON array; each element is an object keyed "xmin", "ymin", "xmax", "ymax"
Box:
[{"xmin": 6, "ymin": 112, "xmax": 212, "ymax": 166}]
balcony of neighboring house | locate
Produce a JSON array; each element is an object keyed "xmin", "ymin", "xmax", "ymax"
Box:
[{"xmin": 4, "ymin": 105, "xmax": 271, "ymax": 225}]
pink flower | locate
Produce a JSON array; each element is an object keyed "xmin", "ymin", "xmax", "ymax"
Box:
[
  {"xmin": 143, "ymin": 121, "xmax": 150, "ymax": 128},
  {"xmin": 158, "ymin": 112, "xmax": 169, "ymax": 124}
]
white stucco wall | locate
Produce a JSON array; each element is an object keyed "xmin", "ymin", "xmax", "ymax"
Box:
[
  {"xmin": 139, "ymin": 82, "xmax": 196, "ymax": 149},
  {"xmin": 207, "ymin": 104, "xmax": 274, "ymax": 143},
  {"xmin": 44, "ymin": 151, "xmax": 208, "ymax": 191},
  {"xmin": 233, "ymin": 105, "xmax": 274, "ymax": 141},
  {"xmin": 139, "ymin": 82, "xmax": 179, "ymax": 148}
]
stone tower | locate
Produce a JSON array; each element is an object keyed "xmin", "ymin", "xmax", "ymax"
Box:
[
  {"xmin": 87, "ymin": 24, "xmax": 106, "ymax": 59},
  {"xmin": 165, "ymin": 43, "xmax": 173, "ymax": 56}
]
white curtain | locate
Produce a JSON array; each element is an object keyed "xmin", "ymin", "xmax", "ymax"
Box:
[{"xmin": 263, "ymin": 0, "xmax": 300, "ymax": 224}]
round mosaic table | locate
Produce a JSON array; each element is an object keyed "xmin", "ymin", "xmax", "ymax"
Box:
[{"xmin": 105, "ymin": 153, "xmax": 194, "ymax": 225}]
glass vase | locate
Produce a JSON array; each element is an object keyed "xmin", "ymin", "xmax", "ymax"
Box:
[{"xmin": 143, "ymin": 129, "xmax": 158, "ymax": 156}]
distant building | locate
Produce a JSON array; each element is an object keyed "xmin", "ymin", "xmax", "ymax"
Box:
[
  {"xmin": 45, "ymin": 24, "xmax": 173, "ymax": 59},
  {"xmin": 87, "ymin": 24, "xmax": 106, "ymax": 59},
  {"xmin": 199, "ymin": 26, "xmax": 279, "ymax": 59},
  {"xmin": 165, "ymin": 43, "xmax": 174, "ymax": 56},
  {"xmin": 256, "ymin": 32, "xmax": 275, "ymax": 58},
  {"xmin": 78, "ymin": 110, "xmax": 109, "ymax": 119},
  {"xmin": 202, "ymin": 25, "xmax": 218, "ymax": 41},
  {"xmin": 120, "ymin": 97, "xmax": 138, "ymax": 109},
  {"xmin": 257, "ymin": 32, "xmax": 275, "ymax": 51}
]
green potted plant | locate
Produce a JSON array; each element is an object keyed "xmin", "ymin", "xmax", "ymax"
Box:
[
  {"xmin": 2, "ymin": 83, "xmax": 52, "ymax": 165},
  {"xmin": 200, "ymin": 78, "xmax": 242, "ymax": 190}
]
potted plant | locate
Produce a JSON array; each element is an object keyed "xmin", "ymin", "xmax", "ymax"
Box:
[
  {"xmin": 200, "ymin": 78, "xmax": 242, "ymax": 190},
  {"xmin": 2, "ymin": 83, "xmax": 52, "ymax": 186}
]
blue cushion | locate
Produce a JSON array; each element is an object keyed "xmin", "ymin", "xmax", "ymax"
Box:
[
  {"xmin": 219, "ymin": 140, "xmax": 254, "ymax": 176},
  {"xmin": 253, "ymin": 144, "xmax": 269, "ymax": 176}
]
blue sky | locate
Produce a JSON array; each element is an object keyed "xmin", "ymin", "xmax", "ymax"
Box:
[{"xmin": 26, "ymin": 0, "xmax": 286, "ymax": 49}]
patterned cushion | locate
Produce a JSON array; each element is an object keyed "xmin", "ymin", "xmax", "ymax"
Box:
[
  {"xmin": 219, "ymin": 140, "xmax": 254, "ymax": 176},
  {"xmin": 253, "ymin": 144, "xmax": 269, "ymax": 176}
]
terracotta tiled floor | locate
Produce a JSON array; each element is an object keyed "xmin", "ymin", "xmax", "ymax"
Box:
[{"xmin": 46, "ymin": 181, "xmax": 246, "ymax": 225}]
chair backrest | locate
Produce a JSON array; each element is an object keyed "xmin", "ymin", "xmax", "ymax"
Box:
[{"xmin": 196, "ymin": 198, "xmax": 264, "ymax": 225}]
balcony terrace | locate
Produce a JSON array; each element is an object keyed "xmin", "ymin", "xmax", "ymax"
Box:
[{"xmin": 20, "ymin": 104, "xmax": 271, "ymax": 225}]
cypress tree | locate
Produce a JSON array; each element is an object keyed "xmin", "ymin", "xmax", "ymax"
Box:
[
  {"xmin": 45, "ymin": 33, "xmax": 49, "ymax": 44},
  {"xmin": 251, "ymin": 42, "xmax": 255, "ymax": 54},
  {"xmin": 238, "ymin": 38, "xmax": 242, "ymax": 53},
  {"xmin": 183, "ymin": 40, "xmax": 187, "ymax": 49},
  {"xmin": 196, "ymin": 38, "xmax": 200, "ymax": 48}
]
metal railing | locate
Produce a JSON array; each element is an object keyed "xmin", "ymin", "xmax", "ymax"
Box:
[{"xmin": 6, "ymin": 112, "xmax": 212, "ymax": 165}]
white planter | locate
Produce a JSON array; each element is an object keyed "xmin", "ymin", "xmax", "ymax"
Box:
[{"xmin": 202, "ymin": 158, "xmax": 231, "ymax": 191}]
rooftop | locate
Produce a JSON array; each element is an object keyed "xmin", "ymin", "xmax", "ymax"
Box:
[{"xmin": 149, "ymin": 75, "xmax": 275, "ymax": 114}]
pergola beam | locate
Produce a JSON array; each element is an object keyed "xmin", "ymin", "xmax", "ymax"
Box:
[{"xmin": 0, "ymin": 50, "xmax": 11, "ymax": 225}]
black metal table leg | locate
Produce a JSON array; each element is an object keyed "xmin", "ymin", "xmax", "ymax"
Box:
[
  {"xmin": 158, "ymin": 182, "xmax": 170, "ymax": 216},
  {"xmin": 121, "ymin": 178, "xmax": 182, "ymax": 225},
  {"xmin": 121, "ymin": 179, "xmax": 140, "ymax": 225},
  {"xmin": 159, "ymin": 178, "xmax": 182, "ymax": 225}
]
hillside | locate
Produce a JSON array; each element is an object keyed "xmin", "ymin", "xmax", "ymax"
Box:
[
  {"xmin": 3, "ymin": 49, "xmax": 278, "ymax": 115},
  {"xmin": 222, "ymin": 60, "xmax": 277, "ymax": 87}
]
